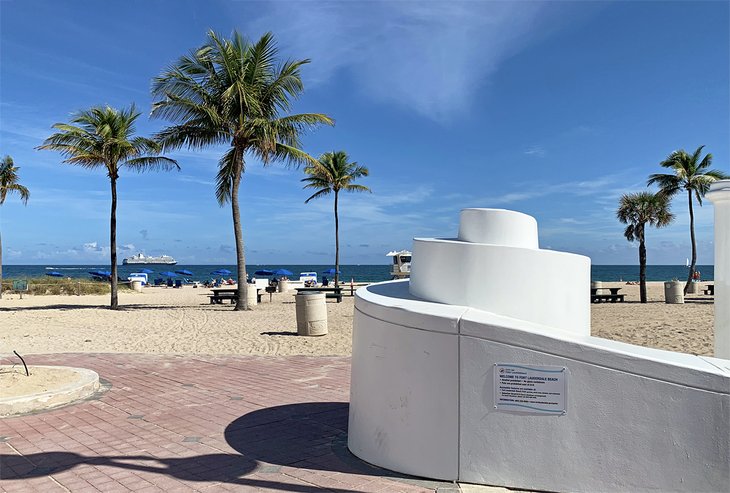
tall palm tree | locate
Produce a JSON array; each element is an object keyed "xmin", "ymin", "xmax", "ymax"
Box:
[
  {"xmin": 151, "ymin": 30, "xmax": 333, "ymax": 310},
  {"xmin": 302, "ymin": 151, "xmax": 370, "ymax": 287},
  {"xmin": 38, "ymin": 105, "xmax": 179, "ymax": 310},
  {"xmin": 0, "ymin": 156, "xmax": 30, "ymax": 300},
  {"xmin": 617, "ymin": 191, "xmax": 674, "ymax": 303},
  {"xmin": 648, "ymin": 145, "xmax": 728, "ymax": 294}
]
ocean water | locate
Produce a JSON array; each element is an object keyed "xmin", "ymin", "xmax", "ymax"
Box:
[{"xmin": 0, "ymin": 264, "xmax": 714, "ymax": 283}]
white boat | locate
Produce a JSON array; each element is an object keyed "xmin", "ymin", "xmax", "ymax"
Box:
[
  {"xmin": 122, "ymin": 253, "xmax": 177, "ymax": 265},
  {"xmin": 387, "ymin": 250, "xmax": 412, "ymax": 279}
]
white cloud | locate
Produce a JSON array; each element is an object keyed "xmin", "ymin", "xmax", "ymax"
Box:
[
  {"xmin": 244, "ymin": 1, "xmax": 568, "ymax": 122},
  {"xmin": 524, "ymin": 146, "xmax": 547, "ymax": 157},
  {"xmin": 83, "ymin": 241, "xmax": 103, "ymax": 252},
  {"xmin": 486, "ymin": 174, "xmax": 624, "ymax": 205}
]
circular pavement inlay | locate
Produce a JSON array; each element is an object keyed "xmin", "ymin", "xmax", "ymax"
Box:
[{"xmin": 0, "ymin": 365, "xmax": 100, "ymax": 417}]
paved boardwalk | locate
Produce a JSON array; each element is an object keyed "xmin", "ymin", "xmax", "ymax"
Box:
[{"xmin": 1, "ymin": 354, "xmax": 453, "ymax": 493}]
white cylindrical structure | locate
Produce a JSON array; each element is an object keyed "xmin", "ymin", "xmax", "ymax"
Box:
[
  {"xmin": 278, "ymin": 279, "xmax": 290, "ymax": 293},
  {"xmin": 458, "ymin": 209, "xmax": 538, "ymax": 248},
  {"xmin": 131, "ymin": 280, "xmax": 142, "ymax": 293},
  {"xmin": 296, "ymin": 292, "xmax": 327, "ymax": 336},
  {"xmin": 706, "ymin": 180, "xmax": 730, "ymax": 359},
  {"xmin": 411, "ymin": 208, "xmax": 590, "ymax": 336}
]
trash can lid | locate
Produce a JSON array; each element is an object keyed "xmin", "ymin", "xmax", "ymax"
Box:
[{"xmin": 297, "ymin": 290, "xmax": 322, "ymax": 295}]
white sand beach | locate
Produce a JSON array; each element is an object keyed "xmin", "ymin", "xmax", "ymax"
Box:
[{"xmin": 0, "ymin": 281, "xmax": 714, "ymax": 357}]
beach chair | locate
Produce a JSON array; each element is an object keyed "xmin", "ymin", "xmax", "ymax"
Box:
[
  {"xmin": 174, "ymin": 279, "xmax": 183, "ymax": 288},
  {"xmin": 154, "ymin": 278, "xmax": 163, "ymax": 286},
  {"xmin": 167, "ymin": 279, "xmax": 174, "ymax": 287}
]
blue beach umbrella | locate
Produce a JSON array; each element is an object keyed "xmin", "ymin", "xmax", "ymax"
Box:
[
  {"xmin": 159, "ymin": 271, "xmax": 178, "ymax": 278},
  {"xmin": 89, "ymin": 270, "xmax": 112, "ymax": 281},
  {"xmin": 139, "ymin": 268, "xmax": 154, "ymax": 274},
  {"xmin": 175, "ymin": 269, "xmax": 194, "ymax": 276},
  {"xmin": 46, "ymin": 271, "xmax": 63, "ymax": 277},
  {"xmin": 254, "ymin": 270, "xmax": 273, "ymax": 276},
  {"xmin": 273, "ymin": 269, "xmax": 293, "ymax": 277},
  {"xmin": 211, "ymin": 269, "xmax": 232, "ymax": 276},
  {"xmin": 322, "ymin": 268, "xmax": 340, "ymax": 275}
]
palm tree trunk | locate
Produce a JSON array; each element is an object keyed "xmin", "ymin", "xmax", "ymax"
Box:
[
  {"xmin": 334, "ymin": 190, "xmax": 339, "ymax": 288},
  {"xmin": 639, "ymin": 232, "xmax": 647, "ymax": 303},
  {"xmin": 110, "ymin": 177, "xmax": 118, "ymax": 310},
  {"xmin": 685, "ymin": 189, "xmax": 696, "ymax": 294},
  {"xmin": 0, "ymin": 228, "xmax": 3, "ymax": 300},
  {"xmin": 231, "ymin": 152, "xmax": 249, "ymax": 311}
]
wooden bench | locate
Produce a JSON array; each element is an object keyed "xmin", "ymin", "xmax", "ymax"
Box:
[
  {"xmin": 591, "ymin": 294, "xmax": 625, "ymax": 303},
  {"xmin": 704, "ymin": 284, "xmax": 714, "ymax": 296},
  {"xmin": 295, "ymin": 287, "xmax": 343, "ymax": 303}
]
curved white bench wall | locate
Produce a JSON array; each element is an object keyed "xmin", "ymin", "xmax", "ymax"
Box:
[{"xmin": 348, "ymin": 209, "xmax": 730, "ymax": 493}]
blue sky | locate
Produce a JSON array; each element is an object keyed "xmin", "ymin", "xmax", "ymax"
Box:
[{"xmin": 0, "ymin": 0, "xmax": 728, "ymax": 265}]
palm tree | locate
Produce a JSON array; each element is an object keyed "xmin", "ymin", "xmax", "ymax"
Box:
[
  {"xmin": 0, "ymin": 156, "xmax": 30, "ymax": 300},
  {"xmin": 648, "ymin": 145, "xmax": 729, "ymax": 294},
  {"xmin": 302, "ymin": 151, "xmax": 370, "ymax": 287},
  {"xmin": 38, "ymin": 105, "xmax": 179, "ymax": 310},
  {"xmin": 151, "ymin": 30, "xmax": 333, "ymax": 310},
  {"xmin": 616, "ymin": 191, "xmax": 674, "ymax": 303}
]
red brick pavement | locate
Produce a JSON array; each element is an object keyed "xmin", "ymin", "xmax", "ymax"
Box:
[{"xmin": 0, "ymin": 354, "xmax": 452, "ymax": 492}]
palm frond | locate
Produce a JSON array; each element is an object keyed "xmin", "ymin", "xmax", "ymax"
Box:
[
  {"xmin": 215, "ymin": 147, "xmax": 238, "ymax": 206},
  {"xmin": 0, "ymin": 156, "xmax": 30, "ymax": 205},
  {"xmin": 647, "ymin": 173, "xmax": 680, "ymax": 195},
  {"xmin": 259, "ymin": 142, "xmax": 319, "ymax": 168},
  {"xmin": 304, "ymin": 188, "xmax": 332, "ymax": 203},
  {"xmin": 343, "ymin": 184, "xmax": 371, "ymax": 193},
  {"xmin": 125, "ymin": 156, "xmax": 180, "ymax": 173},
  {"xmin": 153, "ymin": 124, "xmax": 229, "ymax": 150}
]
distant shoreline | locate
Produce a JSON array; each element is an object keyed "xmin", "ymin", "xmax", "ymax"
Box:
[{"xmin": 1, "ymin": 264, "xmax": 716, "ymax": 283}]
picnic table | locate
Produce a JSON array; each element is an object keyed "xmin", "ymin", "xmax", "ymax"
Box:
[
  {"xmin": 590, "ymin": 286, "xmax": 625, "ymax": 303},
  {"xmin": 209, "ymin": 286, "xmax": 267, "ymax": 304},
  {"xmin": 294, "ymin": 287, "xmax": 343, "ymax": 303}
]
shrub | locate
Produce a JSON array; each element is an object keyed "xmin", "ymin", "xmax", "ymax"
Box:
[{"xmin": 2, "ymin": 277, "xmax": 133, "ymax": 296}]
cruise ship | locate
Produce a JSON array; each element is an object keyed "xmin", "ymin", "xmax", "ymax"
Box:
[{"xmin": 122, "ymin": 253, "xmax": 177, "ymax": 265}]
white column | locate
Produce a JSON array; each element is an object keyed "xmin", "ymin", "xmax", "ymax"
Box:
[{"xmin": 707, "ymin": 180, "xmax": 730, "ymax": 360}]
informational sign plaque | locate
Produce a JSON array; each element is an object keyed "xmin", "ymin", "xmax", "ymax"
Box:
[{"xmin": 494, "ymin": 363, "xmax": 567, "ymax": 415}]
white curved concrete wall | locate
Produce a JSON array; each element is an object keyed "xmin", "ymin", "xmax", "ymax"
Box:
[
  {"xmin": 349, "ymin": 208, "xmax": 730, "ymax": 492},
  {"xmin": 349, "ymin": 280, "xmax": 730, "ymax": 492},
  {"xmin": 708, "ymin": 180, "xmax": 730, "ymax": 359}
]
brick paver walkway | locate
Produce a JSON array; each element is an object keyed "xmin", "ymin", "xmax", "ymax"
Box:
[{"xmin": 0, "ymin": 354, "xmax": 453, "ymax": 492}]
